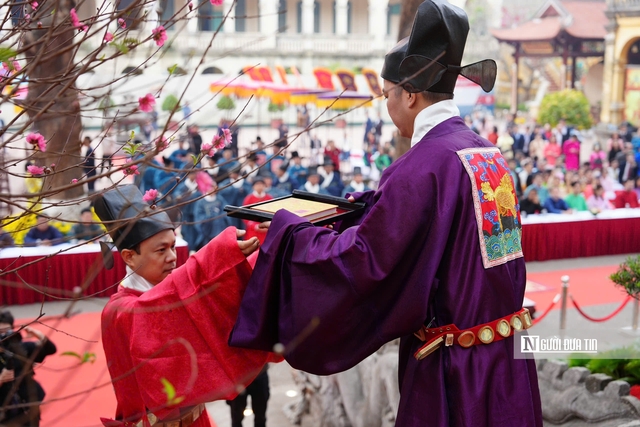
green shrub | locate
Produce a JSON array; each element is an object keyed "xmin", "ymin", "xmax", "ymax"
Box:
[
  {"xmin": 610, "ymin": 255, "xmax": 640, "ymax": 298},
  {"xmin": 537, "ymin": 89, "xmax": 593, "ymax": 129},
  {"xmin": 216, "ymin": 95, "xmax": 236, "ymax": 111},
  {"xmin": 162, "ymin": 94, "xmax": 180, "ymax": 112}
]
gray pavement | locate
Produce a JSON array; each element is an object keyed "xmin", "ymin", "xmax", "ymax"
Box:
[{"xmin": 5, "ymin": 253, "xmax": 639, "ymax": 426}]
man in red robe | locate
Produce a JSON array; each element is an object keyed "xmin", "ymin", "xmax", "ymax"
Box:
[
  {"xmin": 242, "ymin": 178, "xmax": 273, "ymax": 244},
  {"xmin": 95, "ymin": 185, "xmax": 279, "ymax": 427}
]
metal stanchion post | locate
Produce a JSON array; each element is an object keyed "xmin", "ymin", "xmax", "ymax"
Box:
[
  {"xmin": 633, "ymin": 298, "xmax": 639, "ymax": 331},
  {"xmin": 560, "ymin": 275, "xmax": 569, "ymax": 332}
]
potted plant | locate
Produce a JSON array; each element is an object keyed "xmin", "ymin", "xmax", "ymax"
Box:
[
  {"xmin": 610, "ymin": 255, "xmax": 640, "ymax": 298},
  {"xmin": 268, "ymin": 101, "xmax": 285, "ymax": 129},
  {"xmin": 216, "ymin": 95, "xmax": 236, "ymax": 126}
]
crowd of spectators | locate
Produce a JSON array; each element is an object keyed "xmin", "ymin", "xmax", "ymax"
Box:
[
  {"xmin": 130, "ymin": 123, "xmax": 391, "ymax": 252},
  {"xmin": 467, "ymin": 113, "xmax": 640, "ymax": 217}
]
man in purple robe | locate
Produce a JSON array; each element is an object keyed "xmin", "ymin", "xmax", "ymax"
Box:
[{"xmin": 229, "ymin": 1, "xmax": 543, "ymax": 426}]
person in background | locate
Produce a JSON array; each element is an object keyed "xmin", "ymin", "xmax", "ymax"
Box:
[
  {"xmin": 564, "ymin": 181, "xmax": 588, "ymax": 212},
  {"xmin": 287, "ymin": 151, "xmax": 308, "ymax": 188},
  {"xmin": 613, "ymin": 178, "xmax": 640, "ymax": 208},
  {"xmin": 187, "ymin": 125, "xmax": 203, "ymax": 155},
  {"xmin": 618, "ymin": 151, "xmax": 638, "ymax": 184},
  {"xmin": 342, "ymin": 167, "xmax": 370, "ymax": 197},
  {"xmin": 607, "ymin": 131, "xmax": 624, "ymax": 164},
  {"xmin": 590, "ymin": 143, "xmax": 606, "ymax": 171},
  {"xmin": 519, "ymin": 188, "xmax": 544, "ymax": 215},
  {"xmin": 193, "ymin": 183, "xmax": 231, "ymax": 251},
  {"xmin": 524, "ymin": 172, "xmax": 549, "ymax": 205},
  {"xmin": 24, "ymin": 215, "xmax": 65, "ymax": 246},
  {"xmin": 99, "ymin": 128, "xmax": 117, "ymax": 175},
  {"xmin": 227, "ymin": 367, "xmax": 270, "ymax": 427},
  {"xmin": 216, "ymin": 148, "xmax": 241, "ymax": 182},
  {"xmin": 323, "ymin": 140, "xmax": 342, "ymax": 173},
  {"xmin": 563, "ymin": 132, "xmax": 580, "ymax": 171},
  {"xmin": 543, "ymin": 134, "xmax": 562, "ymax": 168},
  {"xmin": 487, "ymin": 125, "xmax": 498, "ymax": 145},
  {"xmin": 273, "ymin": 164, "xmax": 298, "ymax": 197},
  {"xmin": 496, "ymin": 128, "xmax": 514, "ymax": 159},
  {"xmin": 587, "ymin": 185, "xmax": 612, "ymax": 213},
  {"xmin": 242, "ymin": 179, "xmax": 273, "ymax": 244},
  {"xmin": 319, "ymin": 156, "xmax": 344, "ymax": 197},
  {"xmin": 70, "ymin": 208, "xmax": 103, "ymax": 243},
  {"xmin": 0, "ymin": 309, "xmax": 57, "ymax": 426},
  {"xmin": 0, "ymin": 226, "xmax": 14, "ymax": 248},
  {"xmin": 301, "ymin": 167, "xmax": 330, "ymax": 195},
  {"xmin": 543, "ymin": 186, "xmax": 572, "ymax": 214},
  {"xmin": 82, "ymin": 136, "xmax": 97, "ymax": 193}
]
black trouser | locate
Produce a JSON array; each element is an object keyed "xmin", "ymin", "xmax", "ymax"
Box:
[{"xmin": 227, "ymin": 370, "xmax": 269, "ymax": 427}]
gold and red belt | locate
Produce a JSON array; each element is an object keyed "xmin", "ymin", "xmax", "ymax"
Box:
[{"xmin": 413, "ymin": 308, "xmax": 533, "ymax": 360}]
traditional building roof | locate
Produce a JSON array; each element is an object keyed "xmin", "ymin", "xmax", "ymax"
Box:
[{"xmin": 491, "ymin": 0, "xmax": 607, "ymax": 43}]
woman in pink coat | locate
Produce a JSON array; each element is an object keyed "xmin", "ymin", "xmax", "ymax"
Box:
[{"xmin": 563, "ymin": 133, "xmax": 581, "ymax": 171}]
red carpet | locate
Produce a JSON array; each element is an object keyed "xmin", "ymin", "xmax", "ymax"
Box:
[
  {"xmin": 16, "ymin": 264, "xmax": 625, "ymax": 426},
  {"xmin": 526, "ymin": 265, "xmax": 629, "ymax": 314}
]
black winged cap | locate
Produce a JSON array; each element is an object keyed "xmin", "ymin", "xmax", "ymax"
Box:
[{"xmin": 381, "ymin": 0, "xmax": 496, "ymax": 94}]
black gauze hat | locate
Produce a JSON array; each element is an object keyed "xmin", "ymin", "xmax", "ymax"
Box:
[
  {"xmin": 381, "ymin": 0, "xmax": 496, "ymax": 94},
  {"xmin": 93, "ymin": 185, "xmax": 174, "ymax": 251}
]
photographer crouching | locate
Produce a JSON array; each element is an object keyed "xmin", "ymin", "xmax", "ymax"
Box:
[{"xmin": 0, "ymin": 310, "xmax": 57, "ymax": 426}]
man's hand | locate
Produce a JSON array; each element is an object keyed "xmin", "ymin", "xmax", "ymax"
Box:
[
  {"xmin": 24, "ymin": 326, "xmax": 45, "ymax": 342},
  {"xmin": 236, "ymin": 229, "xmax": 260, "ymax": 256},
  {"xmin": 0, "ymin": 368, "xmax": 14, "ymax": 384},
  {"xmin": 347, "ymin": 196, "xmax": 355, "ymax": 203},
  {"xmin": 257, "ymin": 221, "xmax": 271, "ymax": 231}
]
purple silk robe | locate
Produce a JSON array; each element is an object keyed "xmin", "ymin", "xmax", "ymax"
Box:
[{"xmin": 230, "ymin": 117, "xmax": 543, "ymax": 427}]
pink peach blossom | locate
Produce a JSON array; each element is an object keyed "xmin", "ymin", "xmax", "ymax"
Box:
[
  {"xmin": 151, "ymin": 26, "xmax": 167, "ymax": 47},
  {"xmin": 123, "ymin": 159, "xmax": 139, "ymax": 176},
  {"xmin": 31, "ymin": 1, "xmax": 38, "ymax": 9},
  {"xmin": 222, "ymin": 128, "xmax": 231, "ymax": 145},
  {"xmin": 138, "ymin": 93, "xmax": 155, "ymax": 112},
  {"xmin": 27, "ymin": 165, "xmax": 44, "ymax": 175},
  {"xmin": 26, "ymin": 132, "xmax": 46, "ymax": 152},
  {"xmin": 155, "ymin": 136, "xmax": 169, "ymax": 151},
  {"xmin": 104, "ymin": 32, "xmax": 114, "ymax": 42},
  {"xmin": 118, "ymin": 18, "xmax": 126, "ymax": 28},
  {"xmin": 212, "ymin": 134, "xmax": 225, "ymax": 150},
  {"xmin": 200, "ymin": 142, "xmax": 214, "ymax": 156},
  {"xmin": 143, "ymin": 189, "xmax": 158, "ymax": 202},
  {"xmin": 210, "ymin": 0, "xmax": 223, "ymax": 5},
  {"xmin": 71, "ymin": 178, "xmax": 78, "ymax": 183}
]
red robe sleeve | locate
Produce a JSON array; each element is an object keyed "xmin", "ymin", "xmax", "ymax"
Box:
[{"xmin": 101, "ymin": 227, "xmax": 280, "ymax": 425}]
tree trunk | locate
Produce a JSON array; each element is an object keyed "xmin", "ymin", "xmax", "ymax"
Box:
[
  {"xmin": 22, "ymin": 0, "xmax": 84, "ymax": 201},
  {"xmin": 394, "ymin": 0, "xmax": 424, "ymax": 158}
]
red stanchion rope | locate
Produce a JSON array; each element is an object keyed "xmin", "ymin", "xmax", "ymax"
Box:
[
  {"xmin": 532, "ymin": 293, "xmax": 562, "ymax": 325},
  {"xmin": 570, "ymin": 294, "xmax": 632, "ymax": 322}
]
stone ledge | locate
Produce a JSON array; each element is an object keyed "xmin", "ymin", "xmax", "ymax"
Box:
[{"xmin": 539, "ymin": 359, "xmax": 640, "ymax": 426}]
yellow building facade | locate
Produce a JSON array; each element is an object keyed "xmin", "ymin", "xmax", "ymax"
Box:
[{"xmin": 602, "ymin": 7, "xmax": 640, "ymax": 127}]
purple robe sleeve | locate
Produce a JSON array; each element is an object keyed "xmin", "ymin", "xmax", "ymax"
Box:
[{"xmin": 230, "ymin": 150, "xmax": 458, "ymax": 375}]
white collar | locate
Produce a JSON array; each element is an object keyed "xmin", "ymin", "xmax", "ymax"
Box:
[
  {"xmin": 204, "ymin": 194, "xmax": 217, "ymax": 202},
  {"xmin": 304, "ymin": 181, "xmax": 320, "ymax": 193},
  {"xmin": 349, "ymin": 181, "xmax": 365, "ymax": 192},
  {"xmin": 411, "ymin": 99, "xmax": 460, "ymax": 147},
  {"xmin": 278, "ymin": 172, "xmax": 289, "ymax": 183},
  {"xmin": 121, "ymin": 266, "xmax": 154, "ymax": 292},
  {"xmin": 320, "ymin": 171, "xmax": 334, "ymax": 188},
  {"xmin": 253, "ymin": 190, "xmax": 266, "ymax": 197},
  {"xmin": 185, "ymin": 178, "xmax": 198, "ymax": 192}
]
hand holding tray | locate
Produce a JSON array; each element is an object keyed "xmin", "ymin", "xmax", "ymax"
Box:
[{"xmin": 224, "ymin": 190, "xmax": 366, "ymax": 226}]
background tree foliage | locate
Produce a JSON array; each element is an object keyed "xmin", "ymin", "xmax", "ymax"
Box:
[{"xmin": 537, "ymin": 89, "xmax": 593, "ymax": 129}]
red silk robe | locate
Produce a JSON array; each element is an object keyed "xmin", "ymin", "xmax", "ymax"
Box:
[{"xmin": 100, "ymin": 227, "xmax": 280, "ymax": 426}]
